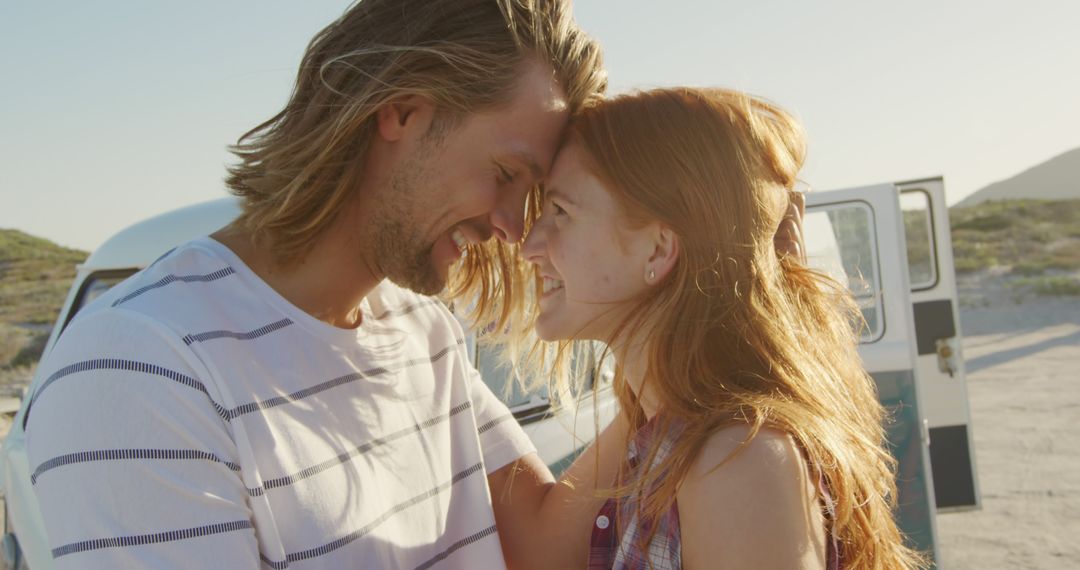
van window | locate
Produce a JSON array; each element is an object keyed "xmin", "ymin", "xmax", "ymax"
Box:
[
  {"xmin": 473, "ymin": 340, "xmax": 612, "ymax": 414},
  {"xmin": 60, "ymin": 269, "xmax": 139, "ymax": 333},
  {"xmin": 900, "ymin": 189, "xmax": 938, "ymax": 290},
  {"xmin": 474, "ymin": 343, "xmax": 548, "ymax": 411},
  {"xmin": 804, "ymin": 203, "xmax": 884, "ymax": 342}
]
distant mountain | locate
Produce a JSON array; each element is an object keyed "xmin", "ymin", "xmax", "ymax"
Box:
[{"xmin": 956, "ymin": 146, "xmax": 1080, "ymax": 207}]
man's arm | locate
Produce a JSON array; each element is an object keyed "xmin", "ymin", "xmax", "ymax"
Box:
[
  {"xmin": 26, "ymin": 311, "xmax": 260, "ymax": 569},
  {"xmin": 487, "ymin": 409, "xmax": 630, "ymax": 570}
]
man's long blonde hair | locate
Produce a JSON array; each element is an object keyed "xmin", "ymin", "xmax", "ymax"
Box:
[
  {"xmin": 226, "ymin": 0, "xmax": 605, "ymax": 328},
  {"xmin": 525, "ymin": 87, "xmax": 925, "ymax": 569}
]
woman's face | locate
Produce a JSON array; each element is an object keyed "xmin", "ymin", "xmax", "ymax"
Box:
[{"xmin": 522, "ymin": 143, "xmax": 657, "ymax": 343}]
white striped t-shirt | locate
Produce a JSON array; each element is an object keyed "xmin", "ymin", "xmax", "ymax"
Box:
[{"xmin": 25, "ymin": 237, "xmax": 535, "ymax": 569}]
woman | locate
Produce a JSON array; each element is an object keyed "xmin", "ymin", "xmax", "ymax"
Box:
[{"xmin": 519, "ymin": 87, "xmax": 925, "ymax": 569}]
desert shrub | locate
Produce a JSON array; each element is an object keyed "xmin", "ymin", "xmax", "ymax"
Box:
[
  {"xmin": 953, "ymin": 213, "xmax": 1013, "ymax": 232},
  {"xmin": 1033, "ymin": 277, "xmax": 1080, "ymax": 296},
  {"xmin": 950, "ymin": 199, "xmax": 1080, "ymax": 275},
  {"xmin": 1009, "ymin": 276, "xmax": 1080, "ymax": 297},
  {"xmin": 11, "ymin": 331, "xmax": 49, "ymax": 368},
  {"xmin": 0, "ymin": 323, "xmax": 30, "ymax": 367},
  {"xmin": 1012, "ymin": 262, "xmax": 1047, "ymax": 276}
]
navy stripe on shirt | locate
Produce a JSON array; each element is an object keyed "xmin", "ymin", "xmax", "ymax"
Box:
[
  {"xmin": 31, "ymin": 400, "xmax": 476, "ymax": 498},
  {"xmin": 52, "ymin": 519, "xmax": 253, "ymax": 559},
  {"xmin": 28, "ymin": 358, "xmax": 229, "ymax": 422},
  {"xmin": 223, "ymin": 337, "xmax": 466, "ymax": 421},
  {"xmin": 112, "ymin": 267, "xmax": 236, "ymax": 307},
  {"xmin": 260, "ymin": 463, "xmax": 486, "ymax": 568},
  {"xmin": 414, "ymin": 525, "xmax": 499, "ymax": 570},
  {"xmin": 31, "ymin": 448, "xmax": 241, "ymax": 486},
  {"xmin": 182, "ymin": 318, "xmax": 293, "ymax": 345},
  {"xmin": 477, "ymin": 414, "xmax": 514, "ymax": 435},
  {"xmin": 248, "ymin": 401, "xmax": 473, "ymax": 497},
  {"xmin": 29, "ymin": 337, "xmax": 465, "ymax": 434}
]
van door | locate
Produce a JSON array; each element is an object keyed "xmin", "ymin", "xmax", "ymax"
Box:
[
  {"xmin": 897, "ymin": 177, "xmax": 981, "ymax": 512},
  {"xmin": 803, "ymin": 184, "xmax": 939, "ymax": 563}
]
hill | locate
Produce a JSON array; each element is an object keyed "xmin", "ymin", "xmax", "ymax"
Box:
[
  {"xmin": 957, "ymin": 147, "xmax": 1080, "ymax": 207},
  {"xmin": 948, "ymin": 199, "xmax": 1080, "ymax": 304},
  {"xmin": 0, "ymin": 229, "xmax": 87, "ymax": 395},
  {"xmin": 949, "ymin": 199, "xmax": 1080, "ymax": 275},
  {"xmin": 0, "ymin": 229, "xmax": 87, "ymax": 324}
]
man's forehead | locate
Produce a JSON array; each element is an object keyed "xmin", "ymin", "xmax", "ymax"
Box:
[{"xmin": 479, "ymin": 61, "xmax": 569, "ymax": 176}]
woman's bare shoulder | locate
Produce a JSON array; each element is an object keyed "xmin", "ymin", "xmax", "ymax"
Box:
[
  {"xmin": 687, "ymin": 425, "xmax": 805, "ymax": 481},
  {"xmin": 676, "ymin": 425, "xmax": 827, "ymax": 569}
]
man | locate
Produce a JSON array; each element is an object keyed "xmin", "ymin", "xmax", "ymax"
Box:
[{"xmin": 26, "ymin": 1, "xmax": 611, "ymax": 567}]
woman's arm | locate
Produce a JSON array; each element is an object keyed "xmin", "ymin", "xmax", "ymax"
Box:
[{"xmin": 488, "ymin": 409, "xmax": 631, "ymax": 570}]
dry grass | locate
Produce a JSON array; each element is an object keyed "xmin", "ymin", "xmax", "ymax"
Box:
[
  {"xmin": 0, "ymin": 229, "xmax": 86, "ymax": 397},
  {"xmin": 950, "ymin": 199, "xmax": 1080, "ymax": 276}
]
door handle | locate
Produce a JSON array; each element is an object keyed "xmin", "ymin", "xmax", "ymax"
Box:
[{"xmin": 935, "ymin": 338, "xmax": 957, "ymax": 378}]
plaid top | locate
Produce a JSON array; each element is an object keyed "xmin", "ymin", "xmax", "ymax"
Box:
[{"xmin": 587, "ymin": 417, "xmax": 842, "ymax": 570}]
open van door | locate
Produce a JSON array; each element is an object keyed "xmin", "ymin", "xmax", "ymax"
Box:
[
  {"xmin": 803, "ymin": 184, "xmax": 940, "ymax": 563},
  {"xmin": 897, "ymin": 178, "xmax": 981, "ymax": 512}
]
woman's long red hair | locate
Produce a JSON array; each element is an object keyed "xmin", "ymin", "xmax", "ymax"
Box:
[{"xmin": 523, "ymin": 87, "xmax": 925, "ymax": 569}]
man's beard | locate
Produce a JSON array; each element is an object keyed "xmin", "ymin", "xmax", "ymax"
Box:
[
  {"xmin": 369, "ymin": 115, "xmax": 462, "ymax": 296},
  {"xmin": 369, "ymin": 140, "xmax": 448, "ymax": 296},
  {"xmin": 371, "ymin": 207, "xmax": 445, "ymax": 296}
]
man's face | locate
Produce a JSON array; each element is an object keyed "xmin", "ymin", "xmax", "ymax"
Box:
[{"xmin": 371, "ymin": 62, "xmax": 569, "ymax": 295}]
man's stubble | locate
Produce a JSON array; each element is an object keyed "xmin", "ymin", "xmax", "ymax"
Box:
[{"xmin": 368, "ymin": 121, "xmax": 455, "ymax": 296}]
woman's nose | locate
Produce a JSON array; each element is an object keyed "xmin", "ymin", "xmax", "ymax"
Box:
[{"xmin": 521, "ymin": 218, "xmax": 547, "ymax": 264}]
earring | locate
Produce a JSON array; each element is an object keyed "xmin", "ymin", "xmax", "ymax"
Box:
[{"xmin": 648, "ymin": 269, "xmax": 656, "ymax": 281}]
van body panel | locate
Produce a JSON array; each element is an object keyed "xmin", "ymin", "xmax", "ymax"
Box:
[
  {"xmin": 897, "ymin": 180, "xmax": 981, "ymax": 512},
  {"xmin": 806, "ymin": 183, "xmax": 940, "ymax": 564}
]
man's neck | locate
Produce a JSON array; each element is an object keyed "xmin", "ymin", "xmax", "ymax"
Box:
[{"xmin": 211, "ymin": 221, "xmax": 382, "ymax": 329}]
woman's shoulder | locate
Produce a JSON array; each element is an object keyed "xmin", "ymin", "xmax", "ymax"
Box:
[
  {"xmin": 689, "ymin": 425, "xmax": 804, "ymax": 480},
  {"xmin": 679, "ymin": 425, "xmax": 811, "ymax": 510},
  {"xmin": 676, "ymin": 424, "xmax": 828, "ymax": 568}
]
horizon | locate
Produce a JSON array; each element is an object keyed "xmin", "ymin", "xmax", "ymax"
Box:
[{"xmin": 2, "ymin": 1, "xmax": 1079, "ymax": 251}]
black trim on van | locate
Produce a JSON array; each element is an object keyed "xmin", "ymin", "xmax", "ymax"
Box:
[{"xmin": 59, "ymin": 269, "xmax": 140, "ymax": 335}]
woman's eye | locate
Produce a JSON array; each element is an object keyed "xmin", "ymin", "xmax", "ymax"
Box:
[{"xmin": 498, "ymin": 167, "xmax": 515, "ymax": 184}]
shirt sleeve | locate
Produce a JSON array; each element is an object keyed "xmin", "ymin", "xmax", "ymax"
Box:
[
  {"xmin": 25, "ymin": 309, "xmax": 261, "ymax": 569},
  {"xmin": 467, "ymin": 364, "xmax": 537, "ymax": 475}
]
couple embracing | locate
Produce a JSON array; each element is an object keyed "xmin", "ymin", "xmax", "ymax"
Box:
[{"xmin": 27, "ymin": 1, "xmax": 923, "ymax": 568}]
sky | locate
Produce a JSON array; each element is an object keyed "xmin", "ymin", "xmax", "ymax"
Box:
[{"xmin": 2, "ymin": 0, "xmax": 1078, "ymax": 251}]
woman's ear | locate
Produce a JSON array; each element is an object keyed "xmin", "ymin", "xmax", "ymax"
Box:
[
  {"xmin": 645, "ymin": 225, "xmax": 680, "ymax": 284},
  {"xmin": 376, "ymin": 95, "xmax": 436, "ymax": 142}
]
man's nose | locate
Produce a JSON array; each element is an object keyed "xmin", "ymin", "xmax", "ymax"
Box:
[{"xmin": 488, "ymin": 192, "xmax": 527, "ymax": 244}]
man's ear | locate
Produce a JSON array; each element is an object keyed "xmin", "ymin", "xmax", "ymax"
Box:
[
  {"xmin": 645, "ymin": 225, "xmax": 680, "ymax": 284},
  {"xmin": 376, "ymin": 95, "xmax": 436, "ymax": 142}
]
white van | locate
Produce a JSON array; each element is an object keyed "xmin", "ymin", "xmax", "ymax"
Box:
[
  {"xmin": 804, "ymin": 178, "xmax": 982, "ymax": 566},
  {"xmin": 1, "ymin": 178, "xmax": 977, "ymax": 568}
]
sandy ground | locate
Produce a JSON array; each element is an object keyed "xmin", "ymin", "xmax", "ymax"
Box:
[
  {"xmin": 935, "ymin": 297, "xmax": 1080, "ymax": 569},
  {"xmin": 1, "ymin": 297, "xmax": 1077, "ymax": 568}
]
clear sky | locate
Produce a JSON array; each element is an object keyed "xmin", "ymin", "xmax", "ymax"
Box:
[{"xmin": 2, "ymin": 0, "xmax": 1078, "ymax": 251}]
